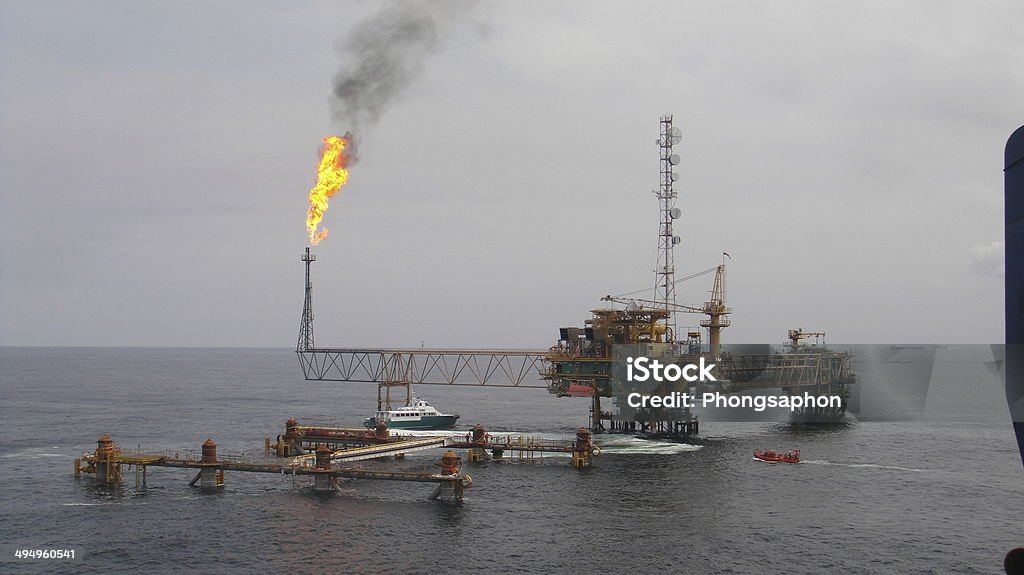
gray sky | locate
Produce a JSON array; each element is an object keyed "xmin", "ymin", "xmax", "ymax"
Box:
[{"xmin": 1, "ymin": 1, "xmax": 1018, "ymax": 347}]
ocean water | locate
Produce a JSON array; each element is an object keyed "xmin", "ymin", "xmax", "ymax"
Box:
[{"xmin": 1, "ymin": 347, "xmax": 1021, "ymax": 574}]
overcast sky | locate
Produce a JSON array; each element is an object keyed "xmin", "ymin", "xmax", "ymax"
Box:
[{"xmin": 0, "ymin": 1, "xmax": 1019, "ymax": 347}]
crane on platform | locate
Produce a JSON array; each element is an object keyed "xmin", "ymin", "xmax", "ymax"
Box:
[
  {"xmin": 601, "ymin": 264, "xmax": 731, "ymax": 358},
  {"xmin": 786, "ymin": 329, "xmax": 826, "ymax": 351}
]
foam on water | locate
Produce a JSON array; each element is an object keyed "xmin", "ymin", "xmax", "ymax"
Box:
[{"xmin": 595, "ymin": 435, "xmax": 702, "ymax": 455}]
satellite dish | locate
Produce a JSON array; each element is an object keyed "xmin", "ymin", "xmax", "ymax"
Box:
[
  {"xmin": 671, "ymin": 127, "xmax": 682, "ymax": 144},
  {"xmin": 670, "ymin": 154, "xmax": 680, "ymax": 165},
  {"xmin": 671, "ymin": 172, "xmax": 679, "ymax": 182},
  {"xmin": 672, "ymin": 236, "xmax": 682, "ymax": 245},
  {"xmin": 670, "ymin": 207, "xmax": 682, "ymax": 219}
]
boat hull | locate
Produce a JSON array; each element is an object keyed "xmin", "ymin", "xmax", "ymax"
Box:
[
  {"xmin": 565, "ymin": 383, "xmax": 595, "ymax": 397},
  {"xmin": 363, "ymin": 415, "xmax": 460, "ymax": 430},
  {"xmin": 752, "ymin": 451, "xmax": 800, "ymax": 464}
]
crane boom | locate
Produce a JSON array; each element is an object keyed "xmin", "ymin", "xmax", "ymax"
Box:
[
  {"xmin": 602, "ymin": 264, "xmax": 731, "ymax": 357},
  {"xmin": 599, "ymin": 295, "xmax": 704, "ymax": 314},
  {"xmin": 787, "ymin": 329, "xmax": 827, "ymax": 351}
]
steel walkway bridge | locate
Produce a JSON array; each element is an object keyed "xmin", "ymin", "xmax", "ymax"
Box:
[{"xmin": 296, "ymin": 347, "xmax": 549, "ymax": 388}]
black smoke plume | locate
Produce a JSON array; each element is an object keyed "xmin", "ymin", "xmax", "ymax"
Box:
[{"xmin": 331, "ymin": 1, "xmax": 470, "ymax": 158}]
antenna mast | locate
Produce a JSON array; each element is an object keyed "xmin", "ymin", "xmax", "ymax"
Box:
[{"xmin": 655, "ymin": 115, "xmax": 682, "ymax": 341}]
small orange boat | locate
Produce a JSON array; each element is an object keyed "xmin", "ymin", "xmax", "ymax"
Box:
[
  {"xmin": 566, "ymin": 383, "xmax": 595, "ymax": 397},
  {"xmin": 753, "ymin": 448, "xmax": 800, "ymax": 464}
]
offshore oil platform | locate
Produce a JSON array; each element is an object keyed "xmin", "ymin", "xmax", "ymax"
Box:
[
  {"xmin": 296, "ymin": 115, "xmax": 856, "ymax": 439},
  {"xmin": 72, "ymin": 115, "xmax": 853, "ymax": 500}
]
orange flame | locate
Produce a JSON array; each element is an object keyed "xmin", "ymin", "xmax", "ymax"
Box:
[{"xmin": 306, "ymin": 135, "xmax": 351, "ymax": 245}]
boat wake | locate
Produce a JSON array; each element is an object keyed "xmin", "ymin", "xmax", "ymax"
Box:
[
  {"xmin": 595, "ymin": 436, "xmax": 702, "ymax": 455},
  {"xmin": 801, "ymin": 459, "xmax": 923, "ymax": 472}
]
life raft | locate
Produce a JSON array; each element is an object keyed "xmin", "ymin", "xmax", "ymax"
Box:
[{"xmin": 753, "ymin": 447, "xmax": 800, "ymax": 464}]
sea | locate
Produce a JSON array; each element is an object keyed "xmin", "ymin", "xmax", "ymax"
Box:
[{"xmin": 1, "ymin": 346, "xmax": 1021, "ymax": 574}]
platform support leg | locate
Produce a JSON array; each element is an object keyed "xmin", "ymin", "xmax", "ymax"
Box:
[
  {"xmin": 199, "ymin": 467, "xmax": 222, "ymax": 490},
  {"xmin": 468, "ymin": 447, "xmax": 486, "ymax": 462},
  {"xmin": 313, "ymin": 473, "xmax": 333, "ymax": 492},
  {"xmin": 432, "ymin": 479, "xmax": 463, "ymax": 503}
]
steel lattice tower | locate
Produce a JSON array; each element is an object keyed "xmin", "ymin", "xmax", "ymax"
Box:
[
  {"xmin": 297, "ymin": 247, "xmax": 316, "ymax": 352},
  {"xmin": 655, "ymin": 115, "xmax": 681, "ymax": 341}
]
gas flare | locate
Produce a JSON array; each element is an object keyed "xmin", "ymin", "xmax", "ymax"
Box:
[{"xmin": 305, "ymin": 134, "xmax": 353, "ymax": 245}]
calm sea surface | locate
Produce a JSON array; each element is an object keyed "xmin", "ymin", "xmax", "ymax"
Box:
[{"xmin": 1, "ymin": 346, "xmax": 1021, "ymax": 574}]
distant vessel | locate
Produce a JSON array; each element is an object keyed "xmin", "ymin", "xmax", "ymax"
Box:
[
  {"xmin": 753, "ymin": 448, "xmax": 800, "ymax": 464},
  {"xmin": 363, "ymin": 398, "xmax": 460, "ymax": 430}
]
